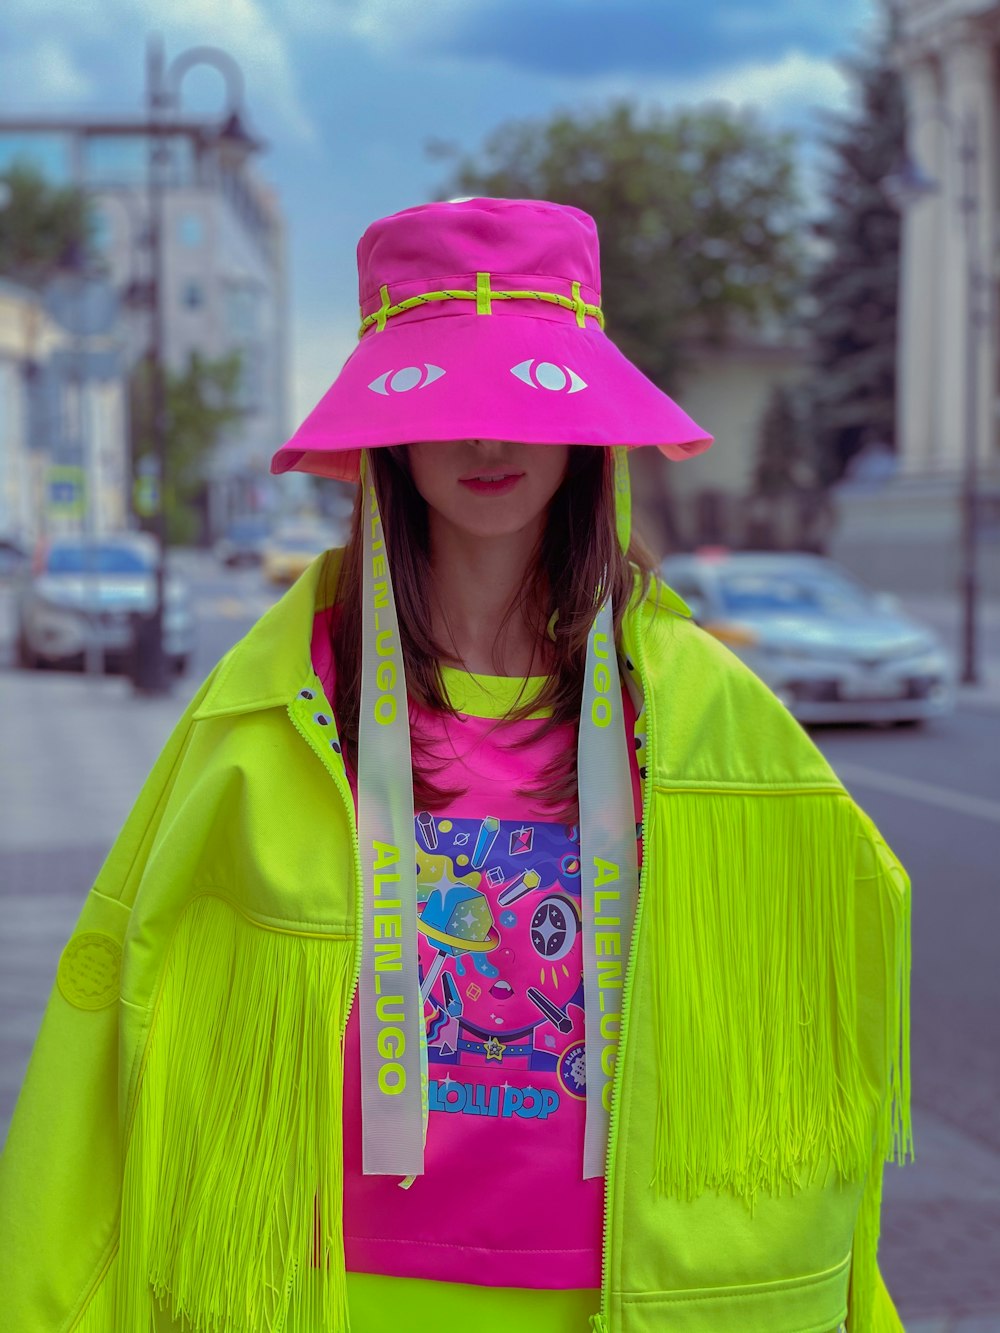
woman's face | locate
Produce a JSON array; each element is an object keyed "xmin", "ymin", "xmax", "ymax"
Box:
[{"xmin": 406, "ymin": 441, "xmax": 569, "ymax": 541}]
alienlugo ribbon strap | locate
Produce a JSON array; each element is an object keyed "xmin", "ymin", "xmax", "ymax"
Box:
[
  {"xmin": 579, "ymin": 586, "xmax": 640, "ymax": 1179},
  {"xmin": 358, "ymin": 455, "xmax": 428, "ymax": 1177},
  {"xmin": 357, "ymin": 448, "xmax": 635, "ymax": 1182}
]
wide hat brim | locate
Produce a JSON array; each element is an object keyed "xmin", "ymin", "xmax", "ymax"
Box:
[{"xmin": 271, "ymin": 310, "xmax": 712, "ymax": 481}]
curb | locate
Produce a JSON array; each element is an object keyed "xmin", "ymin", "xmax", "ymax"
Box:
[
  {"xmin": 905, "ymin": 1316, "xmax": 1000, "ymax": 1332},
  {"xmin": 955, "ymin": 685, "xmax": 1000, "ymax": 716}
]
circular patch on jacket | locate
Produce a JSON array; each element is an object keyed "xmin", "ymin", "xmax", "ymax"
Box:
[{"xmin": 57, "ymin": 932, "xmax": 121, "ymax": 1010}]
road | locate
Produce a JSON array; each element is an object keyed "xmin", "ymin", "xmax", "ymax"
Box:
[{"xmin": 1, "ymin": 554, "xmax": 999, "ymax": 1330}]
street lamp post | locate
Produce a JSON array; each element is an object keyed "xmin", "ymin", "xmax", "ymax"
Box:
[
  {"xmin": 956, "ymin": 110, "xmax": 983, "ymax": 687},
  {"xmin": 884, "ymin": 105, "xmax": 985, "ymax": 685},
  {"xmin": 132, "ymin": 36, "xmax": 171, "ymax": 694},
  {"xmin": 68, "ymin": 172, "xmax": 159, "ymax": 680},
  {"xmin": 134, "ymin": 37, "xmax": 258, "ymax": 693}
]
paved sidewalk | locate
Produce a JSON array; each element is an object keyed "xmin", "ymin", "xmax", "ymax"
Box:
[
  {"xmin": 909, "ymin": 1319, "xmax": 1000, "ymax": 1331},
  {"xmin": 881, "ymin": 1105, "xmax": 1000, "ymax": 1331},
  {"xmin": 0, "ymin": 670, "xmax": 194, "ymax": 852}
]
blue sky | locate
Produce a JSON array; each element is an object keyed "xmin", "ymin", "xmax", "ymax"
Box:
[{"xmin": 0, "ymin": 0, "xmax": 879, "ymax": 427}]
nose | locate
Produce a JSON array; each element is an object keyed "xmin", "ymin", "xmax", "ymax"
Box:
[{"xmin": 468, "ymin": 438, "xmax": 511, "ymax": 463}]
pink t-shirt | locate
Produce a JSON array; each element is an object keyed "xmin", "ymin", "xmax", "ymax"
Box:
[{"xmin": 312, "ymin": 607, "xmax": 641, "ymax": 1311}]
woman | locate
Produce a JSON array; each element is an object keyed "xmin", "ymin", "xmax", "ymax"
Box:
[{"xmin": 0, "ymin": 198, "xmax": 910, "ymax": 1332}]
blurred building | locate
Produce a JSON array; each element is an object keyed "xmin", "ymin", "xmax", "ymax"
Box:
[
  {"xmin": 832, "ymin": 0, "xmax": 1000, "ymax": 596},
  {"xmin": 0, "ymin": 112, "xmax": 289, "ymax": 539},
  {"xmin": 667, "ymin": 333, "xmax": 811, "ymax": 550},
  {"xmin": 895, "ymin": 0, "xmax": 997, "ymax": 480},
  {"xmin": 0, "ymin": 278, "xmax": 128, "ymax": 543}
]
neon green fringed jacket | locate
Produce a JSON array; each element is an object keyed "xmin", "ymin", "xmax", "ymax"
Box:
[{"xmin": 0, "ymin": 550, "xmax": 911, "ymax": 1333}]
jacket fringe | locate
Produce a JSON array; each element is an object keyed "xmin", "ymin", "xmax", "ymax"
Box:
[
  {"xmin": 114, "ymin": 894, "xmax": 355, "ymax": 1333},
  {"xmin": 644, "ymin": 787, "xmax": 912, "ymax": 1213},
  {"xmin": 847, "ymin": 811, "xmax": 912, "ymax": 1333}
]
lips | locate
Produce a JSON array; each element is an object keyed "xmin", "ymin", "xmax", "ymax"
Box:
[{"xmin": 458, "ymin": 473, "xmax": 524, "ymax": 495}]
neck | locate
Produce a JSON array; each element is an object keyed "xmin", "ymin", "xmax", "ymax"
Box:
[{"xmin": 427, "ymin": 514, "xmax": 550, "ymax": 677}]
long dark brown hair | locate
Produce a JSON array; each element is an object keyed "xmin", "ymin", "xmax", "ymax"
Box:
[{"xmin": 332, "ymin": 445, "xmax": 653, "ymax": 815}]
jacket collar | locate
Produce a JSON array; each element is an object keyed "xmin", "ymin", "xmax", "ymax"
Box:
[{"xmin": 193, "ymin": 547, "xmax": 690, "ymax": 721}]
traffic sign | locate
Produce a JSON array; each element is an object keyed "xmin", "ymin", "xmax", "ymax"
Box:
[
  {"xmin": 133, "ymin": 473, "xmax": 160, "ymax": 517},
  {"xmin": 47, "ymin": 466, "xmax": 86, "ymax": 518}
]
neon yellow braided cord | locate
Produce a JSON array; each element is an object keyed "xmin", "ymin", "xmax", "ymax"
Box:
[{"xmin": 358, "ymin": 277, "xmax": 605, "ymax": 337}]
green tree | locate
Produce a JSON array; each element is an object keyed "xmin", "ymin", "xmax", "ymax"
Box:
[
  {"xmin": 752, "ymin": 383, "xmax": 813, "ymax": 497},
  {"xmin": 0, "ymin": 162, "xmax": 94, "ymax": 288},
  {"xmin": 434, "ymin": 101, "xmax": 806, "ymax": 549},
  {"xmin": 436, "ymin": 101, "xmax": 805, "ymax": 392},
  {"xmin": 747, "ymin": 383, "xmax": 834, "ymax": 552},
  {"xmin": 806, "ymin": 14, "xmax": 905, "ymax": 483},
  {"xmin": 131, "ymin": 351, "xmax": 244, "ymax": 545}
]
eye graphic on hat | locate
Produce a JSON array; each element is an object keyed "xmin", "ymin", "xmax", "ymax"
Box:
[
  {"xmin": 368, "ymin": 364, "xmax": 446, "ymax": 395},
  {"xmin": 511, "ymin": 360, "xmax": 587, "ymax": 394}
]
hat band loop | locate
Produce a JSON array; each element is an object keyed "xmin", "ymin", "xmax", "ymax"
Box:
[
  {"xmin": 476, "ymin": 271, "xmax": 492, "ymax": 315},
  {"xmin": 358, "ymin": 276, "xmax": 605, "ymax": 338}
]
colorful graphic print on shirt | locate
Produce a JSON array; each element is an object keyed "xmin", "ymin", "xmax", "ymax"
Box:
[{"xmin": 415, "ymin": 811, "xmax": 588, "ymax": 1119}]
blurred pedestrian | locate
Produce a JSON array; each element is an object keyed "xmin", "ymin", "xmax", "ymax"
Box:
[{"xmin": 0, "ymin": 197, "xmax": 911, "ymax": 1332}]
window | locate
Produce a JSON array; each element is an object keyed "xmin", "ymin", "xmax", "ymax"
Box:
[
  {"xmin": 718, "ymin": 571, "xmax": 873, "ymax": 617},
  {"xmin": 234, "ymin": 343, "xmax": 265, "ymax": 412},
  {"xmin": 223, "ymin": 280, "xmax": 261, "ymax": 339},
  {"xmin": 0, "ymin": 134, "xmax": 71, "ymax": 182},
  {"xmin": 92, "ymin": 208, "xmax": 115, "ymax": 255},
  {"xmin": 83, "ymin": 133, "xmax": 196, "ymax": 188},
  {"xmin": 181, "ymin": 280, "xmax": 204, "ymax": 310},
  {"xmin": 47, "ymin": 541, "xmax": 152, "ymax": 574},
  {"xmin": 178, "ymin": 212, "xmax": 203, "ymax": 248},
  {"xmin": 83, "ymin": 135, "xmax": 148, "ymax": 187}
]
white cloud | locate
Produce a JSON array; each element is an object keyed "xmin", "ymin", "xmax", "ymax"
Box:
[
  {"xmin": 584, "ymin": 48, "xmax": 852, "ymax": 122},
  {"xmin": 144, "ymin": 0, "xmax": 317, "ymax": 141},
  {"xmin": 3, "ymin": 0, "xmax": 317, "ymax": 143},
  {"xmin": 716, "ymin": 1, "xmax": 874, "ymax": 41},
  {"xmin": 268, "ymin": 0, "xmax": 467, "ymax": 47},
  {"xmin": 0, "ymin": 40, "xmax": 96, "ymax": 104},
  {"xmin": 681, "ymin": 49, "xmax": 852, "ymax": 116}
]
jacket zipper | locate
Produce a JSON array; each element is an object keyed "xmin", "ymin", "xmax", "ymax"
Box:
[
  {"xmin": 286, "ymin": 696, "xmax": 365, "ymax": 1035},
  {"xmin": 295, "ymin": 613, "xmax": 649, "ymax": 1332},
  {"xmin": 596, "ymin": 611, "xmax": 653, "ymax": 1333},
  {"xmin": 330, "ymin": 761, "xmax": 364, "ymax": 1036}
]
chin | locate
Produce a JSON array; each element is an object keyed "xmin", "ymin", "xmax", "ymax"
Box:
[{"xmin": 447, "ymin": 509, "xmax": 542, "ymax": 541}]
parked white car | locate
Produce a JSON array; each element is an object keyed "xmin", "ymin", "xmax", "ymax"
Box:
[
  {"xmin": 660, "ymin": 551, "xmax": 955, "ymax": 725},
  {"xmin": 15, "ymin": 532, "xmax": 195, "ymax": 674}
]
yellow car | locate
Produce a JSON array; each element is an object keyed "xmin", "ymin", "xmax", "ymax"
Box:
[{"xmin": 261, "ymin": 525, "xmax": 332, "ymax": 585}]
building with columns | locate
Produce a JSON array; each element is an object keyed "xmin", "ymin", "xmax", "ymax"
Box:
[
  {"xmin": 827, "ymin": 0, "xmax": 1000, "ymax": 597},
  {"xmin": 896, "ymin": 0, "xmax": 999, "ymax": 479}
]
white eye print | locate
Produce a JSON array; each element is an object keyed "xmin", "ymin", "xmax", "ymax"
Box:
[
  {"xmin": 511, "ymin": 359, "xmax": 587, "ymax": 393},
  {"xmin": 368, "ymin": 364, "xmax": 445, "ymax": 395}
]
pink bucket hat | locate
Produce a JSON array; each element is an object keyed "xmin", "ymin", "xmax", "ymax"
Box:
[{"xmin": 270, "ymin": 197, "xmax": 713, "ymax": 481}]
